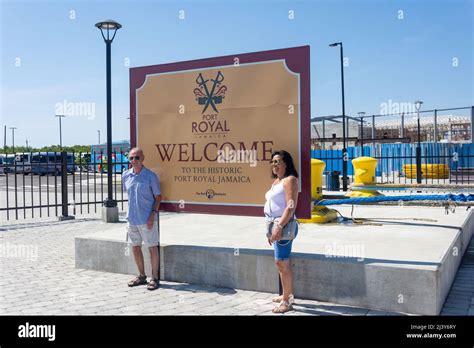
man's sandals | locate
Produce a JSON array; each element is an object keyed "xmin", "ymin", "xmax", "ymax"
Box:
[
  {"xmin": 147, "ymin": 278, "xmax": 160, "ymax": 291},
  {"xmin": 127, "ymin": 275, "xmax": 160, "ymax": 290},
  {"xmin": 128, "ymin": 275, "xmax": 147, "ymax": 287}
]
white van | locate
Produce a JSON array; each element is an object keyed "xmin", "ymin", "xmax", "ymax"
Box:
[{"xmin": 15, "ymin": 153, "xmax": 32, "ymax": 174}]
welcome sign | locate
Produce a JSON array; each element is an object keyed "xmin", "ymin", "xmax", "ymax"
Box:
[{"xmin": 130, "ymin": 46, "xmax": 311, "ymax": 218}]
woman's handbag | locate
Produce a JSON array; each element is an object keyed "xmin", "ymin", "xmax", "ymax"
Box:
[
  {"xmin": 266, "ymin": 217, "xmax": 297, "ymax": 240},
  {"xmin": 265, "ymin": 196, "xmax": 297, "ymax": 241}
]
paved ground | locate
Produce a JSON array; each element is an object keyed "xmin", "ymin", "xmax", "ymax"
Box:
[
  {"xmin": 440, "ymin": 233, "xmax": 474, "ymax": 316},
  {"xmin": 0, "ymin": 214, "xmax": 472, "ymax": 316}
]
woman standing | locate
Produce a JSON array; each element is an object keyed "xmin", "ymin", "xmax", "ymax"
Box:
[{"xmin": 264, "ymin": 150, "xmax": 299, "ymax": 314}]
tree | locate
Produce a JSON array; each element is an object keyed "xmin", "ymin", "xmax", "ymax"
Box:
[{"xmin": 2, "ymin": 145, "xmax": 91, "ymax": 154}]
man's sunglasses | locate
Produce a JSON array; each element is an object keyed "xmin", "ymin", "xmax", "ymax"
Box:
[{"xmin": 130, "ymin": 156, "xmax": 141, "ymax": 161}]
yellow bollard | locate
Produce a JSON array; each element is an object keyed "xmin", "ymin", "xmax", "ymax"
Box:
[
  {"xmin": 311, "ymin": 159, "xmax": 325, "ymax": 200},
  {"xmin": 349, "ymin": 156, "xmax": 382, "ymax": 197},
  {"xmin": 299, "ymin": 159, "xmax": 338, "ymax": 224},
  {"xmin": 352, "ymin": 156, "xmax": 377, "ymax": 184}
]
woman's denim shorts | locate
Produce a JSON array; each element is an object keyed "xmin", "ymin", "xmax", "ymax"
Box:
[{"xmin": 273, "ymin": 224, "xmax": 298, "ymax": 261}]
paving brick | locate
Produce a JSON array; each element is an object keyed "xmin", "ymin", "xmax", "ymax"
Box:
[
  {"xmin": 445, "ymin": 296, "xmax": 473, "ymax": 303},
  {"xmin": 30, "ymin": 301, "xmax": 55, "ymax": 308},
  {"xmin": 441, "ymin": 308, "xmax": 468, "ymax": 315},
  {"xmin": 446, "ymin": 295, "xmax": 472, "ymax": 302},
  {"xmin": 443, "ymin": 302, "xmax": 470, "ymax": 310},
  {"xmin": 338, "ymin": 307, "xmax": 370, "ymax": 315}
]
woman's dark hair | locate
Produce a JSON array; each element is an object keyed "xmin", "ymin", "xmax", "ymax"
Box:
[{"xmin": 270, "ymin": 150, "xmax": 299, "ymax": 179}]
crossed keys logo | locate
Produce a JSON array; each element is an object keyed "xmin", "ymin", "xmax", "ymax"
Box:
[{"xmin": 194, "ymin": 71, "xmax": 227, "ymax": 113}]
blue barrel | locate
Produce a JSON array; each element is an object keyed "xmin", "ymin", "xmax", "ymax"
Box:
[{"xmin": 325, "ymin": 171, "xmax": 340, "ymax": 191}]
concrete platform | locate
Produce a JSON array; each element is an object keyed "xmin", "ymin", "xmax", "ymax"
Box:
[{"xmin": 75, "ymin": 205, "xmax": 474, "ymax": 315}]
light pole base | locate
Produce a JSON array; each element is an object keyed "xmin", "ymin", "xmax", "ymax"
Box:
[{"xmin": 102, "ymin": 206, "xmax": 119, "ymax": 223}]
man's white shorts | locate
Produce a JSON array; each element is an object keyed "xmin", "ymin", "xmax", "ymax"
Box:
[{"xmin": 126, "ymin": 219, "xmax": 160, "ymax": 248}]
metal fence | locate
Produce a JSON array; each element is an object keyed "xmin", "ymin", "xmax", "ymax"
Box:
[
  {"xmin": 0, "ymin": 151, "xmax": 129, "ymax": 221},
  {"xmin": 311, "ymin": 105, "xmax": 474, "ymax": 191},
  {"xmin": 312, "ymin": 106, "xmax": 474, "ymax": 149},
  {"xmin": 4, "ymin": 108, "xmax": 474, "ymax": 221},
  {"xmin": 312, "ymin": 143, "xmax": 474, "ymax": 190}
]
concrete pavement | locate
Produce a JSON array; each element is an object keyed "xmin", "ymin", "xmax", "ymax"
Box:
[{"xmin": 0, "ymin": 213, "xmax": 472, "ymax": 316}]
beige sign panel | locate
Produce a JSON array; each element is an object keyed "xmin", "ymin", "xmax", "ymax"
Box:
[{"xmin": 135, "ymin": 60, "xmax": 300, "ymax": 207}]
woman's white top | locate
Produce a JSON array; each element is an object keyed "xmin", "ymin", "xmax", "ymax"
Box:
[{"xmin": 264, "ymin": 180, "xmax": 286, "ymax": 218}]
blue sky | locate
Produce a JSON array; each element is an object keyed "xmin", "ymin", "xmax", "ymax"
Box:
[{"xmin": 1, "ymin": 0, "xmax": 473, "ymax": 147}]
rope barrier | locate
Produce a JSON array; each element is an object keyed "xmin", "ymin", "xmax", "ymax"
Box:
[{"xmin": 315, "ymin": 194, "xmax": 474, "ymax": 206}]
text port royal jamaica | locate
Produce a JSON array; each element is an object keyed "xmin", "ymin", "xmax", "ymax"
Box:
[{"xmin": 193, "ymin": 71, "xmax": 228, "ymax": 138}]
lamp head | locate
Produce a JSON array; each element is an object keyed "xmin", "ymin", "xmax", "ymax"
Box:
[
  {"xmin": 414, "ymin": 100, "xmax": 423, "ymax": 111},
  {"xmin": 95, "ymin": 19, "xmax": 122, "ymax": 30},
  {"xmin": 95, "ymin": 19, "xmax": 122, "ymax": 42}
]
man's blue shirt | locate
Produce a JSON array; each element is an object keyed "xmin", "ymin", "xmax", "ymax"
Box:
[{"xmin": 122, "ymin": 166, "xmax": 161, "ymax": 225}]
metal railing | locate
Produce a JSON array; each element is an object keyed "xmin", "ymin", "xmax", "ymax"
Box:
[
  {"xmin": 312, "ymin": 143, "xmax": 474, "ymax": 192},
  {"xmin": 0, "ymin": 151, "xmax": 129, "ymax": 221},
  {"xmin": 311, "ymin": 105, "xmax": 474, "ymax": 191},
  {"xmin": 312, "ymin": 106, "xmax": 474, "ymax": 148}
]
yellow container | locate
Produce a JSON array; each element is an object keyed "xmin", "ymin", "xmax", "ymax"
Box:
[
  {"xmin": 402, "ymin": 164, "xmax": 449, "ymax": 179},
  {"xmin": 311, "ymin": 159, "xmax": 326, "ymax": 200},
  {"xmin": 352, "ymin": 157, "xmax": 377, "ymax": 184}
]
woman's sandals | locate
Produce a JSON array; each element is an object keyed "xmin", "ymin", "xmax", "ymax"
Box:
[{"xmin": 272, "ymin": 294, "xmax": 294, "ymax": 313}]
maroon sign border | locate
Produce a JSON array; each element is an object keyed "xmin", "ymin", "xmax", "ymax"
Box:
[{"xmin": 130, "ymin": 46, "xmax": 311, "ymax": 218}]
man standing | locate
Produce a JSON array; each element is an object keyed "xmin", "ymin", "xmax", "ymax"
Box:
[{"xmin": 123, "ymin": 147, "xmax": 161, "ymax": 290}]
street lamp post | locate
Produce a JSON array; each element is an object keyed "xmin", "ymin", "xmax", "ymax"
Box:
[
  {"xmin": 97, "ymin": 130, "xmax": 101, "ymax": 144},
  {"xmin": 55, "ymin": 114, "xmax": 65, "ymax": 149},
  {"xmin": 126, "ymin": 117, "xmax": 131, "ymax": 144},
  {"xmin": 96, "ymin": 19, "xmax": 122, "ymax": 222},
  {"xmin": 358, "ymin": 112, "xmax": 366, "ymax": 154},
  {"xmin": 414, "ymin": 100, "xmax": 423, "ymax": 184},
  {"xmin": 329, "ymin": 42, "xmax": 347, "ymax": 191},
  {"xmin": 10, "ymin": 127, "xmax": 17, "ymax": 153}
]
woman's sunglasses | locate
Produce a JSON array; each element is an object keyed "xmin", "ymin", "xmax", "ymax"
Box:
[
  {"xmin": 270, "ymin": 160, "xmax": 283, "ymax": 165},
  {"xmin": 130, "ymin": 156, "xmax": 141, "ymax": 161}
]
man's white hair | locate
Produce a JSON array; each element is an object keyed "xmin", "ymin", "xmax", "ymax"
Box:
[{"xmin": 129, "ymin": 147, "xmax": 144, "ymax": 156}]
